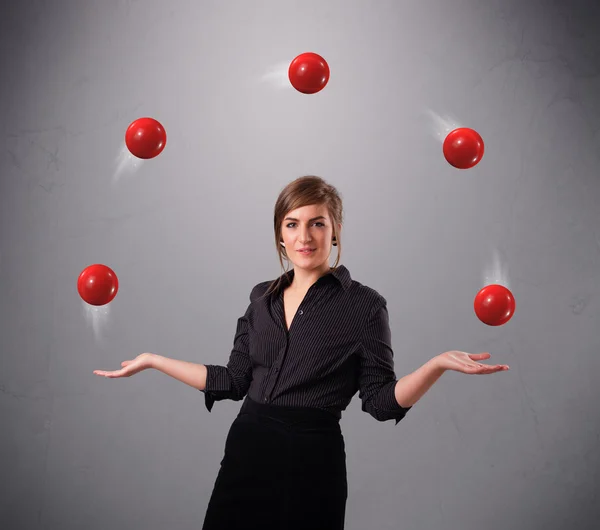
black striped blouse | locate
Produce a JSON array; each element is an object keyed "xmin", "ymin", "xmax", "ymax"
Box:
[{"xmin": 201, "ymin": 264, "xmax": 412, "ymax": 424}]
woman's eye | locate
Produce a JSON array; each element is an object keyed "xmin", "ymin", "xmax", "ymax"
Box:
[{"xmin": 286, "ymin": 222, "xmax": 325, "ymax": 228}]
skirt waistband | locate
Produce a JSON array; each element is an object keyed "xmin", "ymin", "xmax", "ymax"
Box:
[{"xmin": 240, "ymin": 396, "xmax": 341, "ymax": 426}]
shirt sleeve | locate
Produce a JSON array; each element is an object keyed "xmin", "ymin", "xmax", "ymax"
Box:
[
  {"xmin": 357, "ymin": 299, "xmax": 412, "ymax": 425},
  {"xmin": 200, "ymin": 290, "xmax": 255, "ymax": 412}
]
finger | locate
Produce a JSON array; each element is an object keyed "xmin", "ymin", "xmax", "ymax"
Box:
[
  {"xmin": 485, "ymin": 364, "xmax": 509, "ymax": 370},
  {"xmin": 469, "ymin": 360, "xmax": 506, "ymax": 369},
  {"xmin": 468, "ymin": 352, "xmax": 491, "ymax": 360},
  {"xmin": 465, "ymin": 362, "xmax": 496, "ymax": 373},
  {"xmin": 463, "ymin": 362, "xmax": 509, "ymax": 374},
  {"xmin": 105, "ymin": 372, "xmax": 124, "ymax": 378},
  {"xmin": 93, "ymin": 369, "xmax": 124, "ymax": 377},
  {"xmin": 482, "ymin": 365, "xmax": 508, "ymax": 374}
]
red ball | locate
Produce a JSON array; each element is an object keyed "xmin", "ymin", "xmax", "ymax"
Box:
[
  {"xmin": 125, "ymin": 117, "xmax": 167, "ymax": 159},
  {"xmin": 77, "ymin": 264, "xmax": 119, "ymax": 306},
  {"xmin": 288, "ymin": 52, "xmax": 330, "ymax": 94},
  {"xmin": 443, "ymin": 127, "xmax": 484, "ymax": 169},
  {"xmin": 474, "ymin": 284, "xmax": 515, "ymax": 326}
]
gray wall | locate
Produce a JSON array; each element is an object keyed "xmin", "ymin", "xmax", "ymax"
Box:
[{"xmin": 1, "ymin": 1, "xmax": 599, "ymax": 529}]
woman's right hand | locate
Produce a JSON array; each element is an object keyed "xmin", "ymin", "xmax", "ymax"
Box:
[{"xmin": 93, "ymin": 353, "xmax": 155, "ymax": 378}]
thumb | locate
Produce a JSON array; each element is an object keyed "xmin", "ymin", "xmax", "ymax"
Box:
[{"xmin": 469, "ymin": 352, "xmax": 491, "ymax": 360}]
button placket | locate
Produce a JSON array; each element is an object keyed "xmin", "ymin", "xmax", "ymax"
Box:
[{"xmin": 265, "ymin": 346, "xmax": 286, "ymax": 402}]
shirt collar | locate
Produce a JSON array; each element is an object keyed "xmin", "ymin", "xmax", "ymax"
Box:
[{"xmin": 278, "ymin": 264, "xmax": 352, "ymax": 292}]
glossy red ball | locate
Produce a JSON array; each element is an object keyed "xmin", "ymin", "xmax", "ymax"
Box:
[
  {"xmin": 474, "ymin": 284, "xmax": 515, "ymax": 326},
  {"xmin": 443, "ymin": 127, "xmax": 484, "ymax": 169},
  {"xmin": 77, "ymin": 264, "xmax": 119, "ymax": 306},
  {"xmin": 288, "ymin": 52, "xmax": 330, "ymax": 94},
  {"xmin": 125, "ymin": 117, "xmax": 167, "ymax": 159}
]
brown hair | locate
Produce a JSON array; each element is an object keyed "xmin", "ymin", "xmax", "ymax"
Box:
[{"xmin": 263, "ymin": 175, "xmax": 343, "ymax": 297}]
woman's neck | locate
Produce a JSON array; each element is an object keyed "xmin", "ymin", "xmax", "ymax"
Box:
[{"xmin": 289, "ymin": 265, "xmax": 332, "ymax": 293}]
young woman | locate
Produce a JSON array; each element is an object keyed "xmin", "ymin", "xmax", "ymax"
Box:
[{"xmin": 94, "ymin": 175, "xmax": 509, "ymax": 530}]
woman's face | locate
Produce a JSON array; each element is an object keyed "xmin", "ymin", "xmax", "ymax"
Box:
[{"xmin": 280, "ymin": 204, "xmax": 337, "ymax": 271}]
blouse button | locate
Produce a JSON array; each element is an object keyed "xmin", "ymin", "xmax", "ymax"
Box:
[{"xmin": 299, "ymin": 310, "xmax": 303, "ymax": 315}]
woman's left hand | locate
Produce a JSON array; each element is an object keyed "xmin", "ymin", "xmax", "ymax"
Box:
[{"xmin": 435, "ymin": 351, "xmax": 509, "ymax": 374}]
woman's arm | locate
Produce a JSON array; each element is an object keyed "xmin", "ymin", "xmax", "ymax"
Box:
[
  {"xmin": 151, "ymin": 355, "xmax": 208, "ymax": 391},
  {"xmin": 394, "ymin": 352, "xmax": 509, "ymax": 408},
  {"xmin": 93, "ymin": 352, "xmax": 208, "ymax": 390},
  {"xmin": 393, "ymin": 357, "xmax": 445, "ymax": 408}
]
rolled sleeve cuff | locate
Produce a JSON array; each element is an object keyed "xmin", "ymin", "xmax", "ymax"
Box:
[
  {"xmin": 200, "ymin": 365, "xmax": 233, "ymax": 412},
  {"xmin": 379, "ymin": 381, "xmax": 413, "ymax": 425}
]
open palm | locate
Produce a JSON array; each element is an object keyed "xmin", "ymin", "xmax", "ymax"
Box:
[
  {"xmin": 437, "ymin": 351, "xmax": 509, "ymax": 374},
  {"xmin": 93, "ymin": 353, "xmax": 153, "ymax": 378}
]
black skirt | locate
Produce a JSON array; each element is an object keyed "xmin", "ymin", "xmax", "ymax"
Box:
[{"xmin": 202, "ymin": 396, "xmax": 348, "ymax": 530}]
